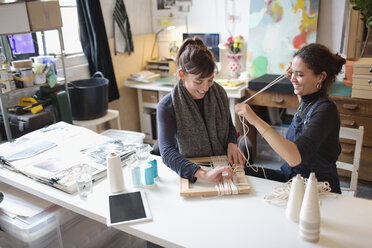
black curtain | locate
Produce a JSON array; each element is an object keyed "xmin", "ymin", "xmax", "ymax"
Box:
[{"xmin": 76, "ymin": 0, "xmax": 120, "ymax": 101}]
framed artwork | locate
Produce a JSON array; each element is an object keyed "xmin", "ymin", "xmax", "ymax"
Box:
[{"xmin": 247, "ymin": 0, "xmax": 320, "ymax": 78}]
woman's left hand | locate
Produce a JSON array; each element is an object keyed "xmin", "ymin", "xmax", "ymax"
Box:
[{"xmin": 227, "ymin": 143, "xmax": 245, "ymax": 166}]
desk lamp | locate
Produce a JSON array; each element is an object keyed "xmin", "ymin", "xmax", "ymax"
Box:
[{"xmin": 150, "ymin": 25, "xmax": 176, "ymax": 60}]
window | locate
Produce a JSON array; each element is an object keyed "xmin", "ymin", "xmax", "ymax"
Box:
[{"xmin": 37, "ymin": 0, "xmax": 82, "ymax": 56}]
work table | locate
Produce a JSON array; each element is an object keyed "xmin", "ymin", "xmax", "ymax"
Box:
[{"xmin": 1, "ymin": 155, "xmax": 372, "ymax": 247}]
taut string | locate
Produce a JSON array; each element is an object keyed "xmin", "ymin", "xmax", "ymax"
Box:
[{"xmin": 239, "ymin": 74, "xmax": 287, "ymax": 179}]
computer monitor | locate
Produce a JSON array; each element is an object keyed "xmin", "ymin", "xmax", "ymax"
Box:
[
  {"xmin": 182, "ymin": 33, "xmax": 220, "ymax": 62},
  {"xmin": 7, "ymin": 33, "xmax": 39, "ymax": 60}
]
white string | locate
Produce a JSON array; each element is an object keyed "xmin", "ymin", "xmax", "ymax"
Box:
[
  {"xmin": 238, "ymin": 74, "xmax": 287, "ymax": 179},
  {"xmin": 242, "ymin": 74, "xmax": 287, "ymax": 104},
  {"xmin": 211, "ymin": 156, "xmax": 241, "ymax": 196},
  {"xmin": 264, "ymin": 179, "xmax": 334, "ymax": 206}
]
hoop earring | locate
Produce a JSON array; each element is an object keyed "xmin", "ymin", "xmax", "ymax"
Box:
[{"xmin": 317, "ymin": 83, "xmax": 322, "ymax": 89}]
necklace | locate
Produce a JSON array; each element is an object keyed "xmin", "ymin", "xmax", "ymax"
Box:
[{"xmin": 297, "ymin": 101, "xmax": 314, "ymax": 118}]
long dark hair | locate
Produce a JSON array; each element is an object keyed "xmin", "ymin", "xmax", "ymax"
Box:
[
  {"xmin": 294, "ymin": 43, "xmax": 346, "ymax": 95},
  {"xmin": 176, "ymin": 36, "xmax": 216, "ymax": 78}
]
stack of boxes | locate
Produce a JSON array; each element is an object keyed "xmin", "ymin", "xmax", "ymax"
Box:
[{"xmin": 352, "ymin": 58, "xmax": 372, "ymax": 100}]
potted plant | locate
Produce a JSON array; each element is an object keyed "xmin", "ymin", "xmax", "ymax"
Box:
[{"xmin": 343, "ymin": 0, "xmax": 372, "ymax": 86}]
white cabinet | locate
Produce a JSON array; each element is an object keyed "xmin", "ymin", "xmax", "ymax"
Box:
[{"xmin": 137, "ymin": 89, "xmax": 169, "ymax": 144}]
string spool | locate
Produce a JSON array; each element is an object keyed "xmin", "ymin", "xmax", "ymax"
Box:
[
  {"xmin": 144, "ymin": 164, "xmax": 155, "ymax": 188},
  {"xmin": 299, "ymin": 172, "xmax": 321, "ymax": 242},
  {"xmin": 286, "ymin": 174, "xmax": 305, "ymax": 222},
  {"xmin": 130, "ymin": 164, "xmax": 141, "ymax": 187},
  {"xmin": 148, "ymin": 159, "xmax": 158, "ymax": 179},
  {"xmin": 107, "ymin": 152, "xmax": 125, "ymax": 193}
]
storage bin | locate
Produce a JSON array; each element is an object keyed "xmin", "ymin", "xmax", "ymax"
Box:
[
  {"xmin": 0, "ymin": 204, "xmax": 75, "ymax": 248},
  {"xmin": 68, "ymin": 72, "xmax": 109, "ymax": 120},
  {"xmin": 100, "ymin": 129, "xmax": 145, "ymax": 144},
  {"xmin": 256, "ymin": 125, "xmax": 288, "ymax": 163},
  {"xmin": 0, "ymin": 183, "xmax": 142, "ymax": 248}
]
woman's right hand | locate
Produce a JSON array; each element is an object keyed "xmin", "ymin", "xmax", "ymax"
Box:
[
  {"xmin": 195, "ymin": 166, "xmax": 233, "ymax": 182},
  {"xmin": 235, "ymin": 103, "xmax": 257, "ymax": 125}
]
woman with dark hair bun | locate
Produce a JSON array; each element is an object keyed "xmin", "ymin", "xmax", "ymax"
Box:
[
  {"xmin": 157, "ymin": 37, "xmax": 245, "ymax": 183},
  {"xmin": 235, "ymin": 43, "xmax": 346, "ymax": 193}
]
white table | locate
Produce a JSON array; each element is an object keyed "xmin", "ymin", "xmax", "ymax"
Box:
[{"xmin": 1, "ymin": 157, "xmax": 372, "ymax": 248}]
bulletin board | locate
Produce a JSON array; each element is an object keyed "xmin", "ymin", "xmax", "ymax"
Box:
[{"xmin": 247, "ymin": 0, "xmax": 320, "ymax": 79}]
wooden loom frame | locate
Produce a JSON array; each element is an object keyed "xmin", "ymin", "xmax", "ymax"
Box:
[{"xmin": 180, "ymin": 156, "xmax": 251, "ymax": 197}]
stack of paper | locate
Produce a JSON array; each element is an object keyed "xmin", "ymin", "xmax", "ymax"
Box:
[
  {"xmin": 0, "ymin": 122, "xmax": 139, "ymax": 194},
  {"xmin": 129, "ymin": 70, "xmax": 160, "ymax": 83}
]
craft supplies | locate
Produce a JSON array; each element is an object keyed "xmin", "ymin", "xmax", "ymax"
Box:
[
  {"xmin": 181, "ymin": 156, "xmax": 250, "ymax": 197},
  {"xmin": 264, "ymin": 177, "xmax": 332, "ymax": 206},
  {"xmin": 130, "ymin": 164, "xmax": 141, "ymax": 187},
  {"xmin": 144, "ymin": 164, "xmax": 155, "ymax": 188},
  {"xmin": 135, "ymin": 144, "xmax": 156, "ymax": 188},
  {"xmin": 286, "ymin": 174, "xmax": 305, "ymax": 222},
  {"xmin": 148, "ymin": 159, "xmax": 158, "ymax": 179},
  {"xmin": 299, "ymin": 173, "xmax": 321, "ymax": 242},
  {"xmin": 107, "ymin": 152, "xmax": 125, "ymax": 193}
]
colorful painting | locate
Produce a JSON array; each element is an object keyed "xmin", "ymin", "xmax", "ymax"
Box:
[{"xmin": 247, "ymin": 0, "xmax": 319, "ymax": 78}]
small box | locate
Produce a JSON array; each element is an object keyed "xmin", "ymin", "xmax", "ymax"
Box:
[
  {"xmin": 142, "ymin": 90, "xmax": 159, "ymax": 103},
  {"xmin": 248, "ymin": 74, "xmax": 293, "ymax": 93},
  {"xmin": 352, "ymin": 58, "xmax": 372, "ymax": 100},
  {"xmin": 0, "ymin": 2, "xmax": 30, "ymax": 35},
  {"xmin": 12, "ymin": 59, "xmax": 33, "ymax": 69},
  {"xmin": 100, "ymin": 129, "xmax": 145, "ymax": 144},
  {"xmin": 26, "ymin": 1, "xmax": 63, "ymax": 31}
]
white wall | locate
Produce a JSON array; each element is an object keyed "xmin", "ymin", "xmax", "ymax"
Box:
[
  {"xmin": 317, "ymin": 0, "xmax": 348, "ymax": 53},
  {"xmin": 101, "ymin": 0, "xmax": 152, "ymax": 38},
  {"xmin": 150, "ymin": 0, "xmax": 347, "ymax": 67}
]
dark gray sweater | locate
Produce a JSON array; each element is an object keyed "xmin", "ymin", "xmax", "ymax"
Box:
[{"xmin": 157, "ymin": 93, "xmax": 237, "ymax": 182}]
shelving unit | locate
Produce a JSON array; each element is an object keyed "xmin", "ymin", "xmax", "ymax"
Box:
[
  {"xmin": 146, "ymin": 60, "xmax": 176, "ymax": 78},
  {"xmin": 0, "ymin": 2, "xmax": 67, "ymax": 141}
]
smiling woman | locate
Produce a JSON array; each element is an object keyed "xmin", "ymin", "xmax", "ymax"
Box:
[
  {"xmin": 157, "ymin": 36, "xmax": 246, "ymax": 184},
  {"xmin": 235, "ymin": 43, "xmax": 346, "ymax": 193}
]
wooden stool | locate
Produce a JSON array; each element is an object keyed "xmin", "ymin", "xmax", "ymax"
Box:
[{"xmin": 73, "ymin": 109, "xmax": 121, "ymax": 133}]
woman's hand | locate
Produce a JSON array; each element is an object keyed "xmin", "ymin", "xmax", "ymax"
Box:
[
  {"xmin": 235, "ymin": 103, "xmax": 257, "ymax": 125},
  {"xmin": 195, "ymin": 166, "xmax": 233, "ymax": 182},
  {"xmin": 227, "ymin": 142, "xmax": 245, "ymax": 166}
]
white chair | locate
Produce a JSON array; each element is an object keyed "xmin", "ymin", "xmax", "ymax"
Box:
[{"xmin": 336, "ymin": 126, "xmax": 364, "ymax": 196}]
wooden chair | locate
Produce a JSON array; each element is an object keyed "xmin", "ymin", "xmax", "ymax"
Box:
[{"xmin": 336, "ymin": 126, "xmax": 364, "ymax": 196}]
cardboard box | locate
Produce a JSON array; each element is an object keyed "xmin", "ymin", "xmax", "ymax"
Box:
[
  {"xmin": 0, "ymin": 2, "xmax": 30, "ymax": 35},
  {"xmin": 26, "ymin": 1, "xmax": 62, "ymax": 31}
]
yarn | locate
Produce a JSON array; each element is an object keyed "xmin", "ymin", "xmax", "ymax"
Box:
[
  {"xmin": 264, "ymin": 178, "xmax": 332, "ymax": 206},
  {"xmin": 299, "ymin": 173, "xmax": 321, "ymax": 242},
  {"xmin": 286, "ymin": 174, "xmax": 305, "ymax": 222}
]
